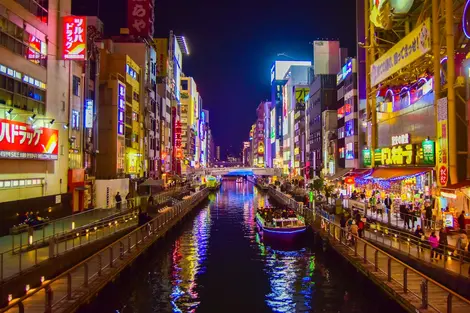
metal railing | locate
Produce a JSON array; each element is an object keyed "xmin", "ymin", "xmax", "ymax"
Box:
[
  {"xmin": 364, "ymin": 223, "xmax": 470, "ymax": 278},
  {"xmin": 7, "ymin": 187, "xmax": 185, "ymax": 254},
  {"xmin": 269, "ymin": 187, "xmax": 470, "ymax": 313},
  {"xmin": 343, "ymin": 198, "xmax": 444, "ymax": 231},
  {"xmin": 0, "ymin": 188, "xmax": 209, "ymax": 313},
  {"xmin": 0, "ymin": 210, "xmax": 139, "ymax": 283}
]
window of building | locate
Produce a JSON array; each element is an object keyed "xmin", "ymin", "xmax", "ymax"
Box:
[
  {"xmin": 133, "ymin": 92, "xmax": 139, "ymax": 102},
  {"xmin": 72, "ymin": 76, "xmax": 80, "ymax": 96},
  {"xmin": 346, "ymin": 142, "xmax": 354, "ymax": 160},
  {"xmin": 337, "ymin": 127, "xmax": 345, "ymax": 139},
  {"xmin": 345, "ymin": 120, "xmax": 355, "ymax": 137},
  {"xmin": 181, "ymin": 80, "xmax": 188, "ymax": 91},
  {"xmin": 0, "ymin": 177, "xmax": 43, "ymax": 189},
  {"xmin": 0, "ymin": 15, "xmax": 47, "ymax": 67},
  {"xmin": 14, "ymin": 0, "xmax": 48, "ymax": 23},
  {"xmin": 339, "ymin": 147, "xmax": 345, "ymax": 159},
  {"xmin": 0, "ymin": 72, "xmax": 46, "ymax": 114},
  {"xmin": 132, "ymin": 111, "xmax": 139, "ymax": 122}
]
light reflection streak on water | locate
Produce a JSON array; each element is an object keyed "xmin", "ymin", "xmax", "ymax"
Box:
[
  {"xmin": 169, "ymin": 205, "xmax": 210, "ymax": 313},
  {"xmin": 248, "ymin": 188, "xmax": 314, "ymax": 313},
  {"xmin": 264, "ymin": 249, "xmax": 314, "ymax": 313}
]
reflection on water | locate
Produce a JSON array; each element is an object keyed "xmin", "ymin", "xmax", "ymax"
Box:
[{"xmin": 79, "ymin": 181, "xmax": 405, "ymax": 313}]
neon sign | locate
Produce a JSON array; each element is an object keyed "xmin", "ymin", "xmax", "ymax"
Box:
[
  {"xmin": 117, "ymin": 83, "xmax": 125, "ymax": 135},
  {"xmin": 391, "ymin": 133, "xmax": 410, "ymax": 146},
  {"xmin": 63, "ymin": 16, "xmax": 87, "ymax": 60}
]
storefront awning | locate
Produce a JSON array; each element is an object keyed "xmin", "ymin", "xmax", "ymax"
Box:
[
  {"xmin": 347, "ymin": 169, "xmax": 373, "ymax": 177},
  {"xmin": 364, "ymin": 168, "xmax": 432, "ymax": 181},
  {"xmin": 326, "ymin": 168, "xmax": 351, "ymax": 181}
]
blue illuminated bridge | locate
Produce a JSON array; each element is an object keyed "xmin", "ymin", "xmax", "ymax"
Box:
[{"xmin": 188, "ymin": 167, "xmax": 282, "ymax": 176}]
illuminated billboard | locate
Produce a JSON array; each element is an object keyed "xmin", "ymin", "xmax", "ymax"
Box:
[
  {"xmin": 127, "ymin": 0, "xmax": 155, "ymax": 38},
  {"xmin": 117, "ymin": 83, "xmax": 126, "ymax": 136},
  {"xmin": 63, "ymin": 16, "xmax": 86, "ymax": 60},
  {"xmin": 271, "ymin": 61, "xmax": 311, "ymax": 82},
  {"xmin": 0, "ymin": 119, "xmax": 59, "ymax": 160},
  {"xmin": 270, "ymin": 108, "xmax": 276, "ymax": 144},
  {"xmin": 173, "ymin": 37, "xmax": 183, "ymax": 102},
  {"xmin": 154, "ymin": 38, "xmax": 169, "ymax": 77}
]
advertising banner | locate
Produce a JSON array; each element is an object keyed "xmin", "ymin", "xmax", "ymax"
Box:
[
  {"xmin": 127, "ymin": 0, "xmax": 155, "ymax": 38},
  {"xmin": 154, "ymin": 39, "xmax": 168, "ymax": 77},
  {"xmin": 437, "ymin": 97, "xmax": 449, "ymax": 186},
  {"xmin": 63, "ymin": 16, "xmax": 87, "ymax": 60},
  {"xmin": 371, "ymin": 18, "xmax": 431, "ymax": 86},
  {"xmin": 0, "ymin": 119, "xmax": 59, "ymax": 160}
]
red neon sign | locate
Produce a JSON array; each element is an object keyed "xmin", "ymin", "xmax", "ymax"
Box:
[
  {"xmin": 0, "ymin": 119, "xmax": 59, "ymax": 160},
  {"xmin": 175, "ymin": 120, "xmax": 182, "ymax": 159},
  {"xmin": 27, "ymin": 35, "xmax": 44, "ymax": 60},
  {"xmin": 63, "ymin": 16, "xmax": 87, "ymax": 60}
]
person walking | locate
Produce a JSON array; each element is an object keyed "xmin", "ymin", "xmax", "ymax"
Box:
[
  {"xmin": 458, "ymin": 211, "xmax": 466, "ymax": 233},
  {"xmin": 424, "ymin": 201, "xmax": 433, "ymax": 230},
  {"xmin": 115, "ymin": 192, "xmax": 122, "ymax": 210},
  {"xmin": 429, "ymin": 231, "xmax": 439, "ymax": 260},
  {"xmin": 384, "ymin": 194, "xmax": 392, "ymax": 216},
  {"xmin": 414, "ymin": 225, "xmax": 425, "ymax": 252},
  {"xmin": 438, "ymin": 228, "xmax": 448, "ymax": 260}
]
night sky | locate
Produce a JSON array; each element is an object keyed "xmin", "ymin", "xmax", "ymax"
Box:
[{"xmin": 74, "ymin": 0, "xmax": 357, "ymax": 158}]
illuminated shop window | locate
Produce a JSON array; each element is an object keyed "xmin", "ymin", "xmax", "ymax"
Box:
[{"xmin": 0, "ymin": 178, "xmax": 43, "ymax": 189}]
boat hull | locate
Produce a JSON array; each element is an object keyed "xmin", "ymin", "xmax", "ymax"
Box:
[{"xmin": 255, "ymin": 216, "xmax": 306, "ymax": 244}]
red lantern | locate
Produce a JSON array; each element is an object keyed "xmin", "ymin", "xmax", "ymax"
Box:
[{"xmin": 345, "ymin": 177, "xmax": 355, "ymax": 185}]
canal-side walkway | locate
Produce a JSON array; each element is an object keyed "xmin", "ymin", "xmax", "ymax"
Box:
[
  {"xmin": 0, "ymin": 188, "xmax": 187, "ymax": 283},
  {"xmin": 267, "ymin": 187, "xmax": 470, "ymax": 313},
  {"xmin": 0, "ymin": 188, "xmax": 211, "ymax": 313}
]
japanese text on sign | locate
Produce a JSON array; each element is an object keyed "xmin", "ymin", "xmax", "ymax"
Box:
[
  {"xmin": 117, "ymin": 83, "xmax": 126, "ymax": 136},
  {"xmin": 63, "ymin": 16, "xmax": 86, "ymax": 60},
  {"xmin": 0, "ymin": 119, "xmax": 58, "ymax": 160},
  {"xmin": 127, "ymin": 0, "xmax": 155, "ymax": 38},
  {"xmin": 391, "ymin": 133, "xmax": 410, "ymax": 146},
  {"xmin": 371, "ymin": 18, "xmax": 431, "ymax": 86}
]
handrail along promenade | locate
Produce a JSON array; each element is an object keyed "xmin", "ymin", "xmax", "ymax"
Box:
[
  {"xmin": 268, "ymin": 187, "xmax": 470, "ymax": 313},
  {"xmin": 0, "ymin": 187, "xmax": 209, "ymax": 313}
]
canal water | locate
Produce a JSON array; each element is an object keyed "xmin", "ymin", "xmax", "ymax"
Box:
[{"xmin": 79, "ymin": 181, "xmax": 405, "ymax": 313}]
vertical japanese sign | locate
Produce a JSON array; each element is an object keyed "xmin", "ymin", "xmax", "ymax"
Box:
[
  {"xmin": 118, "ymin": 83, "xmax": 126, "ymax": 136},
  {"xmin": 127, "ymin": 0, "xmax": 155, "ymax": 38},
  {"xmin": 85, "ymin": 100, "xmax": 94, "ymax": 128},
  {"xmin": 154, "ymin": 38, "xmax": 168, "ymax": 77},
  {"xmin": 0, "ymin": 119, "xmax": 59, "ymax": 160},
  {"xmin": 175, "ymin": 120, "xmax": 182, "ymax": 159},
  {"xmin": 63, "ymin": 16, "xmax": 87, "ymax": 60},
  {"xmin": 437, "ymin": 97, "xmax": 448, "ymax": 186}
]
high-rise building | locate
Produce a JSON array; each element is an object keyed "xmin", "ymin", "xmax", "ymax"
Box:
[
  {"xmin": 216, "ymin": 146, "xmax": 221, "ymax": 161},
  {"xmin": 111, "ymin": 30, "xmax": 159, "ymax": 179},
  {"xmin": 97, "ymin": 46, "xmax": 145, "ymax": 181},
  {"xmin": 180, "ymin": 76, "xmax": 198, "ymax": 166},
  {"xmin": 0, "ymin": 0, "xmax": 90, "ymax": 233},
  {"xmin": 306, "ymin": 41, "xmax": 340, "ymax": 177},
  {"xmin": 270, "ymin": 60, "xmax": 311, "ymax": 169}
]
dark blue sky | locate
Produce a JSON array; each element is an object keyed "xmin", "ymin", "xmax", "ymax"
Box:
[{"xmin": 74, "ymin": 0, "xmax": 357, "ymax": 158}]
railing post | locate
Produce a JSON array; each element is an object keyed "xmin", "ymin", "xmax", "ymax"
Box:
[
  {"xmin": 97, "ymin": 254, "xmax": 102, "ymax": 276},
  {"xmin": 354, "ymin": 238, "xmax": 358, "ymax": 256},
  {"xmin": 109, "ymin": 247, "xmax": 114, "ymax": 268},
  {"xmin": 84, "ymin": 263, "xmax": 89, "ymax": 287},
  {"xmin": 44, "ymin": 285, "xmax": 52, "ymax": 313},
  {"xmin": 363, "ymin": 243, "xmax": 367, "ymax": 264},
  {"xmin": 67, "ymin": 273, "xmax": 72, "ymax": 299},
  {"xmin": 403, "ymin": 268, "xmax": 408, "ymax": 293},
  {"xmin": 421, "ymin": 279, "xmax": 428, "ymax": 309},
  {"xmin": 387, "ymin": 258, "xmax": 392, "ymax": 282},
  {"xmin": 447, "ymin": 294, "xmax": 453, "ymax": 313},
  {"xmin": 15, "ymin": 300, "xmax": 25, "ymax": 313},
  {"xmin": 374, "ymin": 250, "xmax": 378, "ymax": 271},
  {"xmin": 120, "ymin": 241, "xmax": 124, "ymax": 259},
  {"xmin": 128, "ymin": 235, "xmax": 132, "ymax": 252}
]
